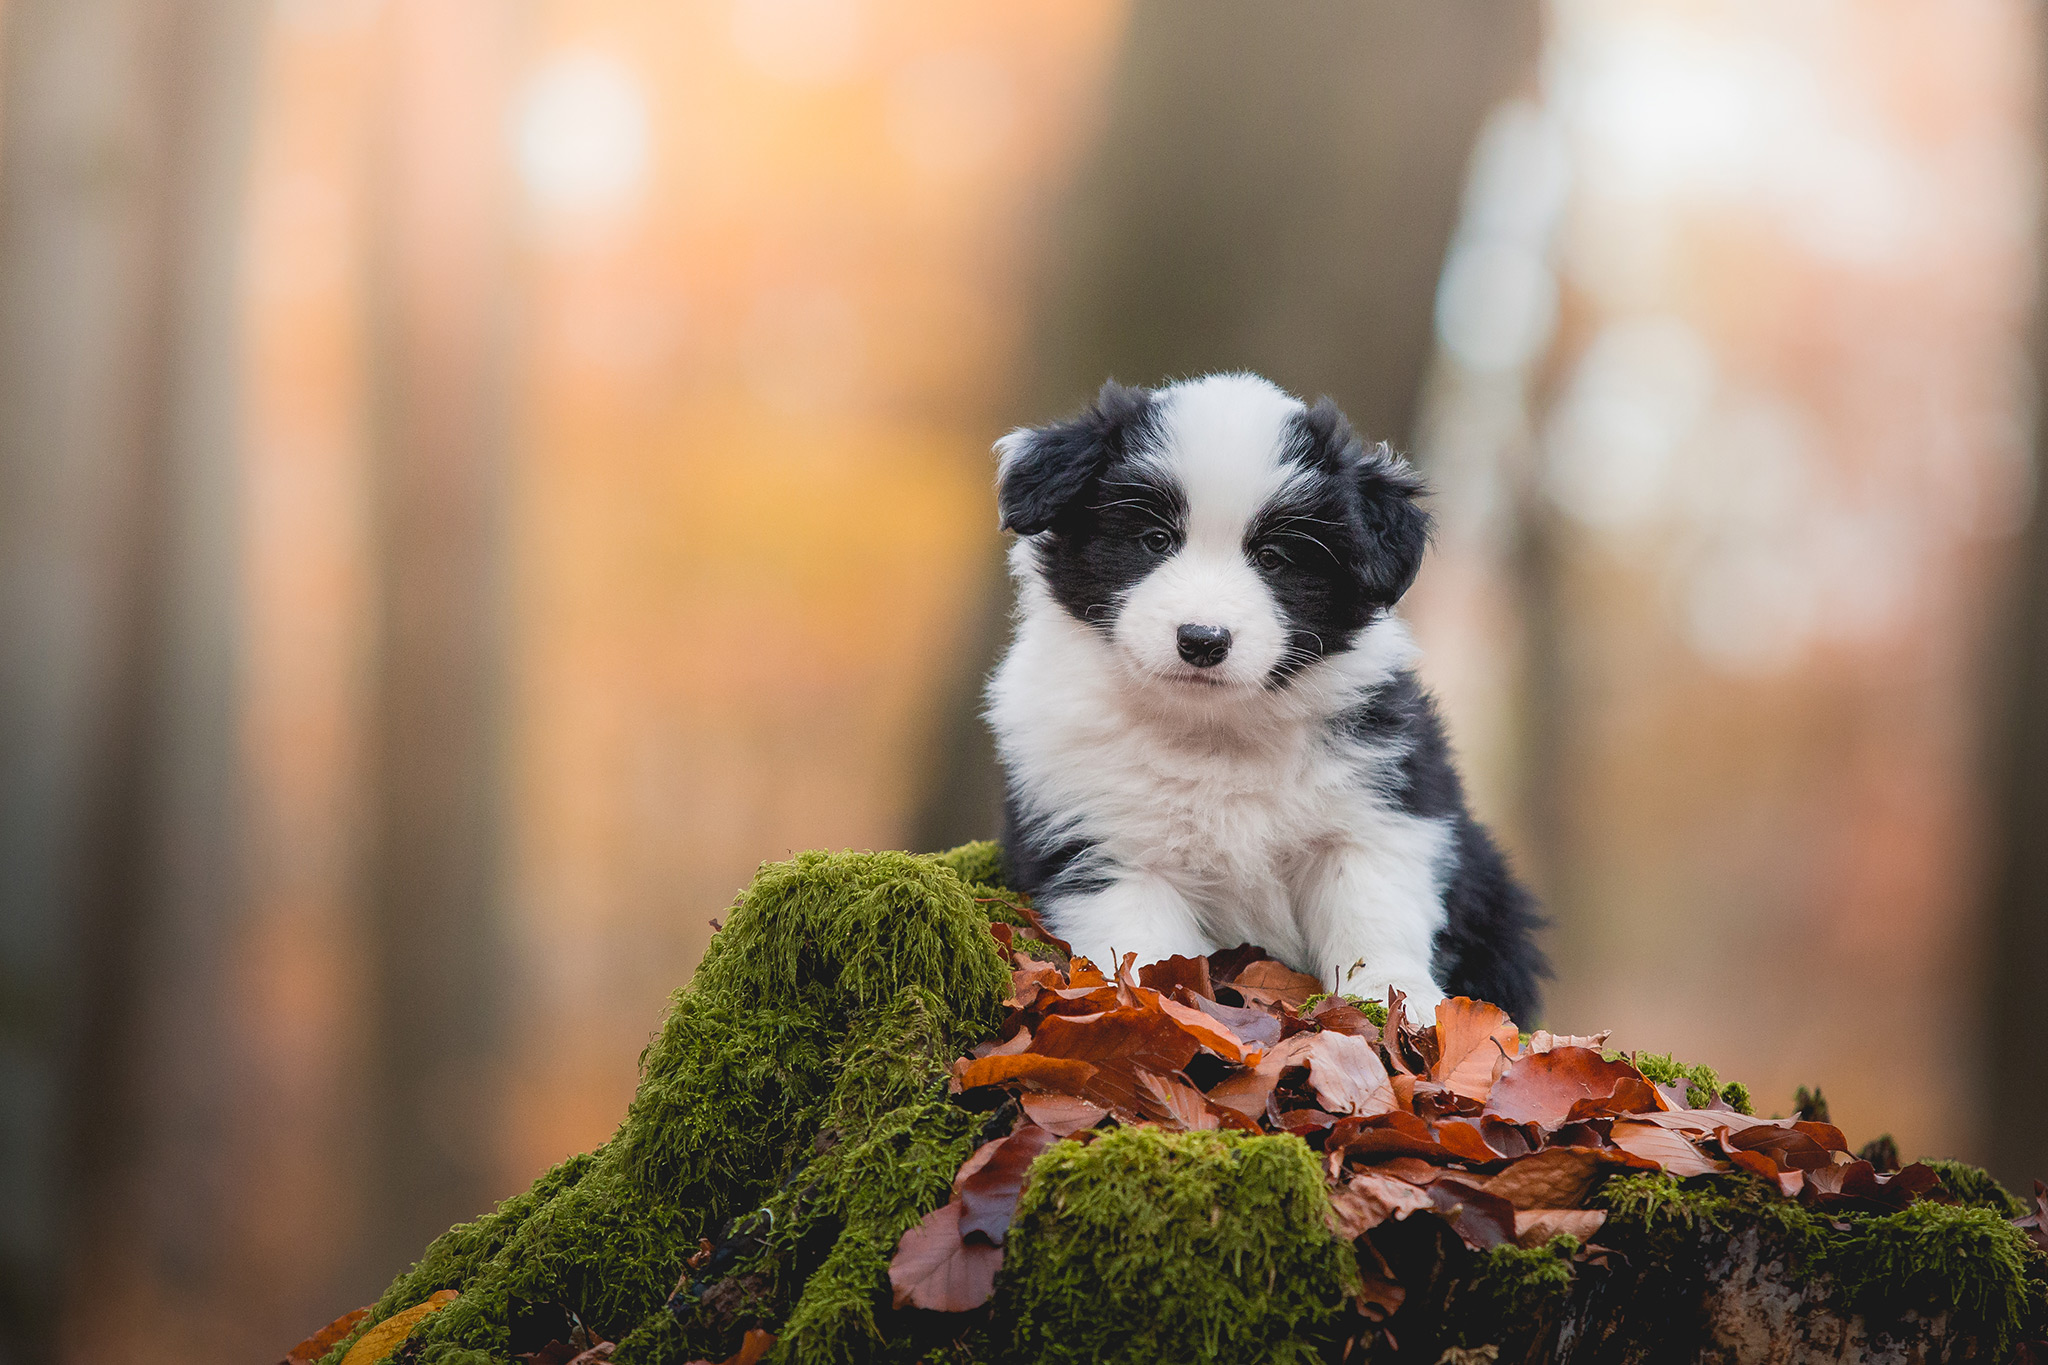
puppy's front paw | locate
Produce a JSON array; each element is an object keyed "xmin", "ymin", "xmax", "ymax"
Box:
[{"xmin": 1339, "ymin": 967, "xmax": 1445, "ymax": 1025}]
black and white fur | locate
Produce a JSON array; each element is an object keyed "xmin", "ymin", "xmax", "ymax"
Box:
[{"xmin": 987, "ymin": 373, "xmax": 1546, "ymax": 1021}]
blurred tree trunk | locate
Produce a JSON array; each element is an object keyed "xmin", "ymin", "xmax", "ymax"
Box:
[
  {"xmin": 914, "ymin": 0, "xmax": 1541, "ymax": 853},
  {"xmin": 356, "ymin": 0, "xmax": 522, "ymax": 1285},
  {"xmin": 0, "ymin": 0, "xmax": 264, "ymax": 1360},
  {"xmin": 1984, "ymin": 300, "xmax": 2048, "ymax": 1191}
]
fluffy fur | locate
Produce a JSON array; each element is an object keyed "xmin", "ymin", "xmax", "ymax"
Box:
[{"xmin": 986, "ymin": 373, "xmax": 1546, "ymax": 1021}]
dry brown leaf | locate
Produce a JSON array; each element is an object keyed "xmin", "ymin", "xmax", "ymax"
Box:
[
  {"xmin": 1029, "ymin": 1006, "xmax": 1202, "ymax": 1076},
  {"xmin": 1513, "ymin": 1208, "xmax": 1607, "ymax": 1247},
  {"xmin": 1139, "ymin": 953, "xmax": 1214, "ymax": 1000},
  {"xmin": 958, "ymin": 1123, "xmax": 1060, "ymax": 1245},
  {"xmin": 1307, "ymin": 997, "xmax": 1381, "ymax": 1040},
  {"xmin": 1608, "ymin": 1120, "xmax": 1728, "ymax": 1177},
  {"xmin": 1327, "ymin": 1110, "xmax": 1453, "ymax": 1162},
  {"xmin": 1304, "ymin": 1031, "xmax": 1396, "ymax": 1117},
  {"xmin": 1433, "ymin": 1118, "xmax": 1506, "ymax": 1163},
  {"xmin": 1526, "ymin": 1029, "xmax": 1611, "ymax": 1054},
  {"xmin": 1132, "ymin": 1069, "xmax": 1222, "ymax": 1131},
  {"xmin": 1065, "ymin": 956, "xmax": 1109, "ymax": 988},
  {"xmin": 340, "ymin": 1291, "xmax": 459, "ymax": 1365},
  {"xmin": 1479, "ymin": 1149, "xmax": 1603, "ymax": 1210},
  {"xmin": 1430, "ymin": 998, "xmax": 1520, "ymax": 1102},
  {"xmin": 1483, "ymin": 1048, "xmax": 1648, "ymax": 1129},
  {"xmin": 1231, "ymin": 958, "xmax": 1325, "ymax": 1006},
  {"xmin": 1155, "ymin": 993, "xmax": 1258, "ymax": 1065},
  {"xmin": 1327, "ymin": 1170, "xmax": 1436, "ymax": 1238},
  {"xmin": 1206, "ymin": 1033, "xmax": 1317, "ymax": 1118},
  {"xmin": 969, "ymin": 1027, "xmax": 1033, "ymax": 1061},
  {"xmin": 1185, "ymin": 993, "xmax": 1284, "ymax": 1049},
  {"xmin": 889, "ymin": 1201, "xmax": 1002, "ymax": 1312},
  {"xmin": 1426, "ymin": 1178, "xmax": 1518, "ymax": 1249},
  {"xmin": 951, "ymin": 1053, "xmax": 1097, "ymax": 1094},
  {"xmin": 1018, "ymin": 1092, "xmax": 1107, "ymax": 1137},
  {"xmin": 282, "ymin": 1307, "xmax": 370, "ymax": 1365}
]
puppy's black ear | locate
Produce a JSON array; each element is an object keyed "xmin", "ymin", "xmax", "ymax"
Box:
[
  {"xmin": 1302, "ymin": 397, "xmax": 1432, "ymax": 606},
  {"xmin": 995, "ymin": 380, "xmax": 1153, "ymax": 534}
]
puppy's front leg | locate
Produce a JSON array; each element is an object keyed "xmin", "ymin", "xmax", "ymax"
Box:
[
  {"xmin": 1298, "ymin": 838, "xmax": 1450, "ymax": 1019},
  {"xmin": 1038, "ymin": 869, "xmax": 1214, "ymax": 972}
]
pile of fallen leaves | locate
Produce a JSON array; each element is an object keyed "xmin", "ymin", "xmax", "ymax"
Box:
[{"xmin": 889, "ymin": 909, "xmax": 2033, "ymax": 1334}]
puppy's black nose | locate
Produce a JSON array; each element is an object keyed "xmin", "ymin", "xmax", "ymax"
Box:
[{"xmin": 1176, "ymin": 623, "xmax": 1232, "ymax": 668}]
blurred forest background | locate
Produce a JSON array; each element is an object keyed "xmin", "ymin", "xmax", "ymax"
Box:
[{"xmin": 1, "ymin": 0, "xmax": 2045, "ymax": 1360}]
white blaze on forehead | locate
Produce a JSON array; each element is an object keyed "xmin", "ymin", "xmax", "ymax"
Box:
[{"xmin": 1145, "ymin": 374, "xmax": 1308, "ymax": 545}]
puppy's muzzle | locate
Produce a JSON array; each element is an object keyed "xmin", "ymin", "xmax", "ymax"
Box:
[{"xmin": 1176, "ymin": 623, "xmax": 1232, "ymax": 668}]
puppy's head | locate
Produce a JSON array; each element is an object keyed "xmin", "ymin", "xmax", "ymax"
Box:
[{"xmin": 997, "ymin": 373, "xmax": 1430, "ymax": 694}]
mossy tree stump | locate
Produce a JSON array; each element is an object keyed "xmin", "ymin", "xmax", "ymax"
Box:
[{"xmin": 307, "ymin": 847, "xmax": 2047, "ymax": 1365}]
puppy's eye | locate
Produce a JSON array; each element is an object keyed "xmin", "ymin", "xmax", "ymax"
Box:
[
  {"xmin": 1139, "ymin": 528, "xmax": 1174, "ymax": 554},
  {"xmin": 1254, "ymin": 544, "xmax": 1288, "ymax": 571}
]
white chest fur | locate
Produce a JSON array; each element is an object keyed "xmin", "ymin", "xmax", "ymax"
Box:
[{"xmin": 989, "ymin": 579, "xmax": 1454, "ymax": 994}]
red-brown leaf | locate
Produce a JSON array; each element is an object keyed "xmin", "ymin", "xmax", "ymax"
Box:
[
  {"xmin": 1426, "ymin": 1178, "xmax": 1519, "ymax": 1249},
  {"xmin": 1019, "ymin": 1092, "xmax": 1108, "ymax": 1137},
  {"xmin": 1434, "ymin": 1118, "xmax": 1506, "ymax": 1163},
  {"xmin": 1132, "ymin": 1069, "xmax": 1222, "ymax": 1131},
  {"xmin": 952, "ymin": 1053, "xmax": 1097, "ymax": 1094},
  {"xmin": 1328, "ymin": 1110, "xmax": 1454, "ymax": 1163},
  {"xmin": 1327, "ymin": 1170, "xmax": 1435, "ymax": 1238},
  {"xmin": 1155, "ymin": 993, "xmax": 1257, "ymax": 1064},
  {"xmin": 1429, "ymin": 998, "xmax": 1520, "ymax": 1102},
  {"xmin": 1065, "ymin": 956, "xmax": 1109, "ymax": 988},
  {"xmin": 1029, "ymin": 1007, "xmax": 1201, "ymax": 1076},
  {"xmin": 1139, "ymin": 954, "xmax": 1214, "ymax": 1001},
  {"xmin": 1307, "ymin": 996, "xmax": 1381, "ymax": 1041},
  {"xmin": 889, "ymin": 1201, "xmax": 1002, "ymax": 1312},
  {"xmin": 1484, "ymin": 1048, "xmax": 1649, "ymax": 1129},
  {"xmin": 1479, "ymin": 1148, "xmax": 1603, "ymax": 1210},
  {"xmin": 958, "ymin": 1123, "xmax": 1060, "ymax": 1245},
  {"xmin": 1207, "ymin": 942, "xmax": 1273, "ymax": 984},
  {"xmin": 1231, "ymin": 958, "xmax": 1325, "ymax": 1007},
  {"xmin": 1206, "ymin": 1033, "xmax": 1317, "ymax": 1118},
  {"xmin": 1723, "ymin": 1123, "xmax": 1836, "ymax": 1172},
  {"xmin": 1303, "ymin": 1031, "xmax": 1396, "ymax": 1117},
  {"xmin": 282, "ymin": 1307, "xmax": 371, "ymax": 1365}
]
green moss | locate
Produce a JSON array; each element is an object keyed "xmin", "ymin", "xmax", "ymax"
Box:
[
  {"xmin": 1001, "ymin": 1128, "xmax": 1354, "ymax": 1365},
  {"xmin": 1598, "ymin": 1171, "xmax": 2045, "ymax": 1355},
  {"xmin": 1839, "ymin": 1201, "xmax": 2038, "ymax": 1354},
  {"xmin": 930, "ymin": 840, "xmax": 1008, "ymax": 892},
  {"xmin": 1923, "ymin": 1160, "xmax": 2026, "ymax": 1217},
  {"xmin": 323, "ymin": 850, "xmax": 1009, "ymax": 1365},
  {"xmin": 1628, "ymin": 1052, "xmax": 1721, "ymax": 1110},
  {"xmin": 1471, "ymin": 1235, "xmax": 1577, "ymax": 1319},
  {"xmin": 1717, "ymin": 1081, "xmax": 1753, "ymax": 1115}
]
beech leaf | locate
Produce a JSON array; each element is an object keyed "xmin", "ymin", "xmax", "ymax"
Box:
[
  {"xmin": 888, "ymin": 1201, "xmax": 1002, "ymax": 1312},
  {"xmin": 1430, "ymin": 997, "xmax": 1520, "ymax": 1102},
  {"xmin": 1304, "ymin": 1031, "xmax": 1397, "ymax": 1117},
  {"xmin": 958, "ymin": 1123, "xmax": 1060, "ymax": 1245}
]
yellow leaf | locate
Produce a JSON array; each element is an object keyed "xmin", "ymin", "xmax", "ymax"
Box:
[{"xmin": 340, "ymin": 1290, "xmax": 458, "ymax": 1365}]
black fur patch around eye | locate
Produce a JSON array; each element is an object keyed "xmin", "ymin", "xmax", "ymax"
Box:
[
  {"xmin": 1034, "ymin": 462, "xmax": 1186, "ymax": 633},
  {"xmin": 1245, "ymin": 466, "xmax": 1373, "ymax": 681}
]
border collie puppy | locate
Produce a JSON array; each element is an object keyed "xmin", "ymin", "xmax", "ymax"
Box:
[{"xmin": 987, "ymin": 373, "xmax": 1546, "ymax": 1021}]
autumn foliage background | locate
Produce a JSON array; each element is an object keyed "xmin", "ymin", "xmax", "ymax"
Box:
[{"xmin": 0, "ymin": 1, "xmax": 2046, "ymax": 1363}]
